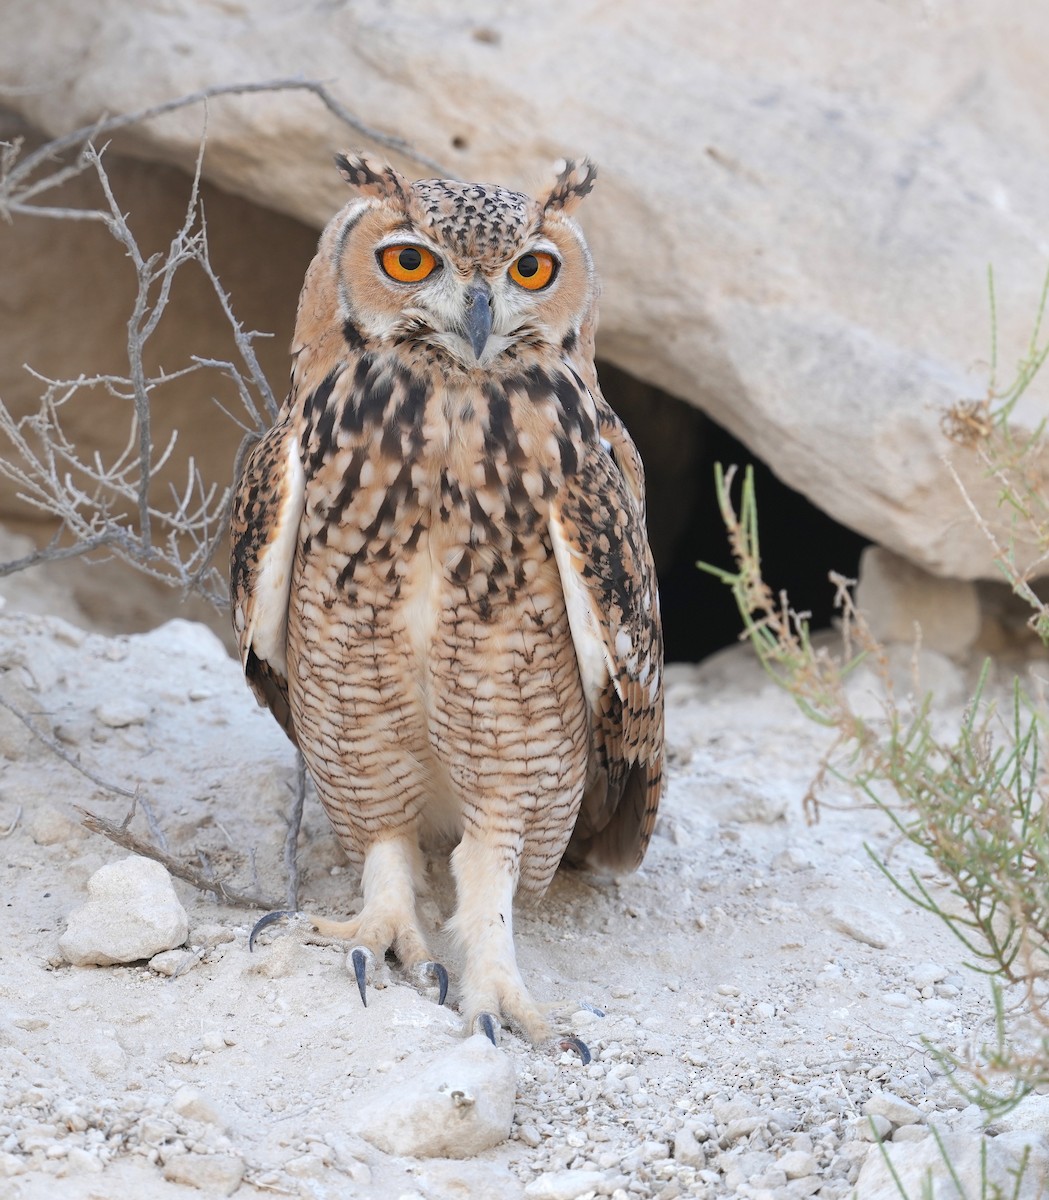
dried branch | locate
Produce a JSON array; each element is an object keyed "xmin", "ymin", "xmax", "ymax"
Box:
[
  {"xmin": 283, "ymin": 753, "xmax": 308, "ymax": 910},
  {"xmin": 79, "ymin": 802, "xmax": 282, "ymax": 911},
  {"xmin": 1, "ymin": 76, "xmax": 448, "ymax": 217}
]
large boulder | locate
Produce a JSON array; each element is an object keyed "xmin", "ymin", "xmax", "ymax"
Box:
[{"xmin": 2, "ymin": 0, "xmax": 1048, "ymax": 578}]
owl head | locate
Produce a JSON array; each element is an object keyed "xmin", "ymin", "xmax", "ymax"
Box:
[{"xmin": 323, "ymin": 153, "xmax": 599, "ymax": 373}]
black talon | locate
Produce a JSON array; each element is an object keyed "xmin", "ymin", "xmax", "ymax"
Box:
[
  {"xmin": 559, "ymin": 1036, "xmax": 591, "ymax": 1066},
  {"xmin": 351, "ymin": 948, "xmax": 369, "ymax": 1007},
  {"xmin": 422, "ymin": 961, "xmax": 449, "ymax": 1006},
  {"xmin": 249, "ymin": 910, "xmax": 293, "ymax": 952},
  {"xmin": 478, "ymin": 1012, "xmax": 498, "ymax": 1046}
]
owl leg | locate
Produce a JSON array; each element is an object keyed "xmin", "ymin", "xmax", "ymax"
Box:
[
  {"xmin": 307, "ymin": 836, "xmax": 443, "ymax": 1004},
  {"xmin": 447, "ymin": 831, "xmax": 550, "ymax": 1043}
]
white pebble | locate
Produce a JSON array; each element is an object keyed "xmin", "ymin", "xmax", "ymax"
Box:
[
  {"xmin": 346, "ymin": 1035, "xmax": 515, "ymax": 1158},
  {"xmin": 524, "ymin": 1169, "xmax": 608, "ymax": 1199},
  {"xmin": 826, "ymin": 903, "xmax": 896, "ymax": 949},
  {"xmin": 778, "ymin": 1149, "xmax": 817, "ymax": 1177},
  {"xmin": 865, "ymin": 1091, "xmax": 924, "ymax": 1126},
  {"xmin": 59, "ymin": 857, "xmax": 188, "ymax": 966},
  {"xmin": 909, "ymin": 962, "xmax": 948, "ymax": 989},
  {"xmin": 94, "ymin": 699, "xmax": 150, "ymax": 728}
]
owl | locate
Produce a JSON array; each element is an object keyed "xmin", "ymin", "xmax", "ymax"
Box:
[{"xmin": 230, "ymin": 152, "xmax": 664, "ymax": 1049}]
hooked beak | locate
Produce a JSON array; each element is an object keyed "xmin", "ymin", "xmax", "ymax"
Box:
[{"xmin": 462, "ymin": 283, "xmax": 493, "ymax": 360}]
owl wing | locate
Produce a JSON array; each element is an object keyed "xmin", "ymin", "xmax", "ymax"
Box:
[
  {"xmin": 549, "ymin": 402, "xmax": 665, "ymax": 873},
  {"xmin": 229, "ymin": 415, "xmax": 305, "ymax": 746}
]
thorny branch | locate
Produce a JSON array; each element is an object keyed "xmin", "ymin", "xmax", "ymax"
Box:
[{"xmin": 0, "ymin": 77, "xmax": 445, "ymax": 601}]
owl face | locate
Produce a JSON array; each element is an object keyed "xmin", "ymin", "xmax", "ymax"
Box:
[{"xmin": 331, "ymin": 156, "xmax": 598, "ymax": 373}]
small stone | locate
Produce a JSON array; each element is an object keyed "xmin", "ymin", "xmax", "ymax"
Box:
[
  {"xmin": 150, "ymin": 948, "xmax": 199, "ymax": 977},
  {"xmin": 891, "ymin": 1125, "xmax": 929, "ymax": 1143},
  {"xmin": 826, "ymin": 903, "xmax": 896, "ymax": 949},
  {"xmin": 172, "ymin": 1086, "xmax": 226, "ymax": 1129},
  {"xmin": 908, "ymin": 962, "xmax": 948, "ymax": 990},
  {"xmin": 28, "ymin": 805, "xmax": 82, "ymax": 846},
  {"xmin": 524, "ymin": 1169, "xmax": 608, "ymax": 1199},
  {"xmin": 59, "ymin": 856, "xmax": 188, "ymax": 966},
  {"xmin": 65, "ymin": 1146, "xmax": 103, "ymax": 1174},
  {"xmin": 864, "ymin": 1091, "xmax": 924, "ymax": 1126},
  {"xmin": 856, "ymin": 1113, "xmax": 893, "ymax": 1142},
  {"xmin": 673, "ymin": 1124, "xmax": 705, "ymax": 1166},
  {"xmin": 0, "ymin": 1151, "xmax": 27, "ymax": 1176},
  {"xmin": 346, "ymin": 1035, "xmax": 515, "ymax": 1158},
  {"xmin": 517, "ymin": 1124, "xmax": 542, "ymax": 1148},
  {"xmin": 162, "ymin": 1153, "xmax": 244, "ymax": 1195},
  {"xmin": 94, "ymin": 699, "xmax": 151, "ymax": 727},
  {"xmin": 778, "ymin": 1149, "xmax": 817, "ymax": 1178}
]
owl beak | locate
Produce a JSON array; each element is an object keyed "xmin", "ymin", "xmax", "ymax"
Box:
[{"xmin": 462, "ymin": 283, "xmax": 493, "ymax": 360}]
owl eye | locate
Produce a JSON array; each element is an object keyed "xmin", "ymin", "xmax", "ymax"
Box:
[
  {"xmin": 380, "ymin": 244, "xmax": 439, "ymax": 283},
  {"xmin": 509, "ymin": 251, "xmax": 558, "ymax": 291}
]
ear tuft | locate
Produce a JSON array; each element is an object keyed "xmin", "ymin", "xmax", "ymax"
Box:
[
  {"xmin": 542, "ymin": 158, "xmax": 598, "ymax": 216},
  {"xmin": 334, "ymin": 152, "xmax": 412, "ymax": 206}
]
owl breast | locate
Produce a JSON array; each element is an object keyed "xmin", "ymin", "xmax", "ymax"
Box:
[{"xmin": 285, "ymin": 359, "xmax": 592, "ymax": 860}]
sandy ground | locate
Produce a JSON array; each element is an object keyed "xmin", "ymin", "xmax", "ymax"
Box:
[{"xmin": 0, "ymin": 573, "xmax": 1044, "ymax": 1199}]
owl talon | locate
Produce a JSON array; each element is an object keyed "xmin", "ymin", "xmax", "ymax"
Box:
[
  {"xmin": 248, "ymin": 909, "xmax": 294, "ymax": 952},
  {"xmin": 350, "ymin": 946, "xmax": 372, "ymax": 1006},
  {"xmin": 414, "ymin": 960, "xmax": 449, "ymax": 1006},
  {"xmin": 476, "ymin": 1012, "xmax": 499, "ymax": 1046},
  {"xmin": 558, "ymin": 1035, "xmax": 591, "ymax": 1066}
]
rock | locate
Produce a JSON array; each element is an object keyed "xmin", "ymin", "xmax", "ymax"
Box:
[
  {"xmin": 826, "ymin": 903, "xmax": 897, "ymax": 950},
  {"xmin": 854, "ymin": 1130, "xmax": 1049, "ymax": 1199},
  {"xmin": 27, "ymin": 804, "xmax": 83, "ymax": 846},
  {"xmin": 59, "ymin": 857, "xmax": 189, "ymax": 966},
  {"xmin": 171, "ymin": 1085, "xmax": 227, "ymax": 1129},
  {"xmin": 346, "ymin": 1035, "xmax": 516, "ymax": 1158},
  {"xmin": 864, "ymin": 1091, "xmax": 925, "ymax": 1127},
  {"xmin": 94, "ymin": 698, "xmax": 150, "ymax": 727},
  {"xmin": 524, "ymin": 1170, "xmax": 609, "ymax": 1200},
  {"xmin": 856, "ymin": 547, "xmax": 981, "ymax": 657},
  {"xmin": 778, "ymin": 1149, "xmax": 817, "ymax": 1178},
  {"xmin": 162, "ymin": 1153, "xmax": 245, "ymax": 1195},
  {"xmin": 673, "ymin": 1123, "xmax": 706, "ymax": 1166},
  {"xmin": 4, "ymin": 4, "xmax": 1049, "ymax": 580}
]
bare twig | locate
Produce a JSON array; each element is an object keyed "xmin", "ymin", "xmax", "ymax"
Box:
[
  {"xmin": 283, "ymin": 752, "xmax": 308, "ymax": 910},
  {"xmin": 79, "ymin": 802, "xmax": 282, "ymax": 910},
  {"xmin": 1, "ymin": 77, "xmax": 447, "ymax": 210}
]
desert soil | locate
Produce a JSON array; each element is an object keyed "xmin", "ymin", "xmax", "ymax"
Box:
[{"xmin": 0, "ymin": 574, "xmax": 1044, "ymax": 1200}]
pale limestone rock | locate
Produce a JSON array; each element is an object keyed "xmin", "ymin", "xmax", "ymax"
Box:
[
  {"xmin": 162, "ymin": 1153, "xmax": 244, "ymax": 1196},
  {"xmin": 857, "ymin": 547, "xmax": 982, "ymax": 658},
  {"xmin": 347, "ymin": 1034, "xmax": 516, "ymax": 1158},
  {"xmin": 524, "ymin": 1171, "xmax": 609, "ymax": 1200},
  {"xmin": 864, "ymin": 1091, "xmax": 925, "ymax": 1127},
  {"xmin": 826, "ymin": 903, "xmax": 897, "ymax": 950},
  {"xmin": 59, "ymin": 856, "xmax": 189, "ymax": 966},
  {"xmin": 3, "ymin": 2, "xmax": 1049, "ymax": 579},
  {"xmin": 854, "ymin": 1131, "xmax": 1049, "ymax": 1199}
]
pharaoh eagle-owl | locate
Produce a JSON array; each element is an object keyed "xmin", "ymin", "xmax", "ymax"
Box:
[{"xmin": 230, "ymin": 152, "xmax": 664, "ymax": 1047}]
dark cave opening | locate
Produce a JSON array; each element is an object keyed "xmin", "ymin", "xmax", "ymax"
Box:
[{"xmin": 599, "ymin": 362, "xmax": 871, "ymax": 664}]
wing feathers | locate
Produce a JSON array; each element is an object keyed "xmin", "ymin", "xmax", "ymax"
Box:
[
  {"xmin": 229, "ymin": 419, "xmax": 305, "ymax": 744},
  {"xmin": 550, "ymin": 408, "xmax": 665, "ymax": 872}
]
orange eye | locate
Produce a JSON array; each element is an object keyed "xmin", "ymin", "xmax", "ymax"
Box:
[
  {"xmin": 380, "ymin": 244, "xmax": 438, "ymax": 283},
  {"xmin": 509, "ymin": 250, "xmax": 557, "ymax": 290}
]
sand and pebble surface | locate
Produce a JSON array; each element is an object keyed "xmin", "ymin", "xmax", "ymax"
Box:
[{"xmin": 1, "ymin": 598, "xmax": 1047, "ymax": 1199}]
